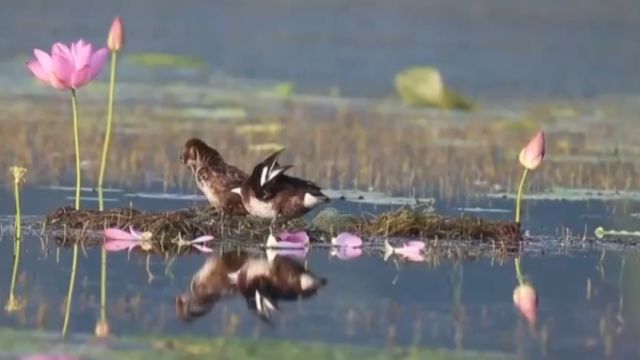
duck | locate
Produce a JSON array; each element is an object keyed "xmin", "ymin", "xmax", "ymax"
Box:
[
  {"xmin": 231, "ymin": 149, "xmax": 330, "ymax": 228},
  {"xmin": 175, "ymin": 250, "xmax": 326, "ymax": 323},
  {"xmin": 180, "ymin": 138, "xmax": 248, "ymax": 215}
]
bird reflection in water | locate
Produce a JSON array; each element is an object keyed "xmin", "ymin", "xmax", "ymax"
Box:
[{"xmin": 175, "ymin": 250, "xmax": 326, "ymax": 323}]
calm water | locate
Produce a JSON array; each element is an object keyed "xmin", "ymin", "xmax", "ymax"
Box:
[
  {"xmin": 0, "ymin": 186, "xmax": 639, "ymax": 359},
  {"xmin": 2, "ymin": 0, "xmax": 640, "ymax": 98}
]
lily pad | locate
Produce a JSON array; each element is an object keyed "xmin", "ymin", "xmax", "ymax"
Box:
[{"xmin": 394, "ymin": 66, "xmax": 472, "ymax": 110}]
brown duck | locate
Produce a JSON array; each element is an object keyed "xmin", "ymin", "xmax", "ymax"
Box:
[
  {"xmin": 180, "ymin": 138, "xmax": 248, "ymax": 215},
  {"xmin": 231, "ymin": 149, "xmax": 330, "ymax": 227},
  {"xmin": 175, "ymin": 250, "xmax": 326, "ymax": 323}
]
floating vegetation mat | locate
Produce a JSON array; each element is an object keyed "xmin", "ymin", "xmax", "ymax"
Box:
[{"xmin": 43, "ymin": 206, "xmax": 521, "ymax": 255}]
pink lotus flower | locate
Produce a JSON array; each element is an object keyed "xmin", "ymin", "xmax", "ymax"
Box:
[
  {"xmin": 103, "ymin": 226, "xmax": 153, "ymax": 253},
  {"xmin": 27, "ymin": 40, "xmax": 108, "ymax": 90},
  {"xmin": 331, "ymin": 232, "xmax": 363, "ymax": 260},
  {"xmin": 107, "ymin": 16, "xmax": 124, "ymax": 52},
  {"xmin": 384, "ymin": 239, "xmax": 425, "ymax": 262},
  {"xmin": 176, "ymin": 234, "xmax": 215, "ymax": 253},
  {"xmin": 513, "ymin": 283, "xmax": 538, "ymax": 328},
  {"xmin": 518, "ymin": 131, "xmax": 545, "ymax": 170},
  {"xmin": 266, "ymin": 230, "xmax": 309, "ymax": 249}
]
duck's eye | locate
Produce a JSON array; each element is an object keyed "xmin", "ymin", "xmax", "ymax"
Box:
[{"xmin": 196, "ymin": 168, "xmax": 209, "ymax": 181}]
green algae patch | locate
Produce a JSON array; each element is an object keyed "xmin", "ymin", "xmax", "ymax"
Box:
[
  {"xmin": 128, "ymin": 52, "xmax": 206, "ymax": 69},
  {"xmin": 394, "ymin": 66, "xmax": 473, "ymax": 110},
  {"xmin": 0, "ymin": 327, "xmax": 514, "ymax": 360}
]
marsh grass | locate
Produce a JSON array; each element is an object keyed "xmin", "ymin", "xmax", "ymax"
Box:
[
  {"xmin": 44, "ymin": 206, "xmax": 521, "ymax": 255},
  {"xmin": 0, "ymin": 95, "xmax": 638, "ymax": 199}
]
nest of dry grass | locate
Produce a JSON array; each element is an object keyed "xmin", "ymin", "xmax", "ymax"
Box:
[{"xmin": 44, "ymin": 205, "xmax": 521, "ymax": 255}]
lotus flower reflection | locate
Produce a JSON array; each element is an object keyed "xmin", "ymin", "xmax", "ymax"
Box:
[
  {"xmin": 513, "ymin": 283, "xmax": 538, "ymax": 328},
  {"xmin": 27, "ymin": 40, "xmax": 108, "ymax": 90},
  {"xmin": 104, "ymin": 227, "xmax": 214, "ymax": 253},
  {"xmin": 331, "ymin": 232, "xmax": 363, "ymax": 260},
  {"xmin": 103, "ymin": 227, "xmax": 153, "ymax": 253},
  {"xmin": 384, "ymin": 239, "xmax": 425, "ymax": 262}
]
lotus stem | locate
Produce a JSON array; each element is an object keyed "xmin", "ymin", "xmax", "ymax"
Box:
[
  {"xmin": 514, "ymin": 168, "xmax": 529, "ymax": 224},
  {"xmin": 98, "ymin": 51, "xmax": 118, "ymax": 211},
  {"xmin": 70, "ymin": 89, "xmax": 81, "ymax": 210},
  {"xmin": 62, "ymin": 89, "xmax": 81, "ymax": 337},
  {"xmin": 515, "ymin": 257, "xmax": 524, "ymax": 286},
  {"xmin": 62, "ymin": 243, "xmax": 79, "ymax": 337},
  {"xmin": 97, "ymin": 51, "xmax": 118, "ymax": 333},
  {"xmin": 13, "ymin": 178, "xmax": 21, "ymax": 242},
  {"xmin": 5, "ymin": 235, "xmax": 23, "ymax": 314},
  {"xmin": 100, "ymin": 247, "xmax": 107, "ymax": 323},
  {"xmin": 10, "ymin": 166, "xmax": 26, "ymax": 255}
]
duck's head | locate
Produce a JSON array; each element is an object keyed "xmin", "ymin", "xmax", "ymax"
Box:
[{"xmin": 180, "ymin": 138, "xmax": 222, "ymax": 168}]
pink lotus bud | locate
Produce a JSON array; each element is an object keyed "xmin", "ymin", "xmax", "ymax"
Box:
[
  {"xmin": 107, "ymin": 16, "xmax": 124, "ymax": 52},
  {"xmin": 518, "ymin": 131, "xmax": 545, "ymax": 170},
  {"xmin": 513, "ymin": 283, "xmax": 538, "ymax": 327}
]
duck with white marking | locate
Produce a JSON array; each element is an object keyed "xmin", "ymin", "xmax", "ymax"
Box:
[{"xmin": 231, "ymin": 148, "xmax": 330, "ymax": 228}]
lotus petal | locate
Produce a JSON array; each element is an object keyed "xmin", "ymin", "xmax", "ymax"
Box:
[
  {"xmin": 268, "ymin": 240, "xmax": 306, "ymax": 249},
  {"xmin": 191, "ymin": 244, "xmax": 213, "ymax": 253},
  {"xmin": 33, "ymin": 49, "xmax": 52, "ymax": 71},
  {"xmin": 88, "ymin": 47, "xmax": 108, "ymax": 80},
  {"xmin": 403, "ymin": 241, "xmax": 425, "ymax": 251},
  {"xmin": 400, "ymin": 253, "xmax": 425, "ymax": 262},
  {"xmin": 27, "ymin": 60, "xmax": 49, "ymax": 83},
  {"xmin": 128, "ymin": 226, "xmax": 144, "ymax": 240},
  {"xmin": 332, "ymin": 246, "xmax": 362, "ymax": 260},
  {"xmin": 191, "ymin": 235, "xmax": 214, "ymax": 244},
  {"xmin": 104, "ymin": 239, "xmax": 139, "ymax": 252},
  {"xmin": 104, "ymin": 228, "xmax": 135, "ymax": 241},
  {"xmin": 279, "ymin": 230, "xmax": 309, "ymax": 245}
]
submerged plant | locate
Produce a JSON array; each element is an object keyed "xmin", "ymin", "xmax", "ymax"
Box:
[
  {"xmin": 515, "ymin": 131, "xmax": 545, "ymax": 224},
  {"xmin": 384, "ymin": 239, "xmax": 425, "ymax": 262}
]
